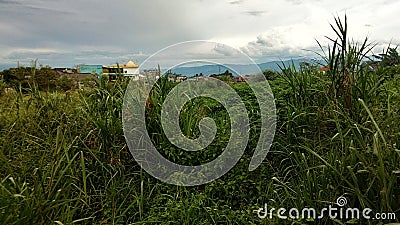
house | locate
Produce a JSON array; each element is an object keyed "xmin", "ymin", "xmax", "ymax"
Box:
[
  {"xmin": 175, "ymin": 76, "xmax": 187, "ymax": 82},
  {"xmin": 232, "ymin": 76, "xmax": 245, "ymax": 82},
  {"xmin": 319, "ymin": 65, "xmax": 330, "ymax": 74},
  {"xmin": 53, "ymin": 67, "xmax": 74, "ymax": 76},
  {"xmin": 188, "ymin": 75, "xmax": 209, "ymax": 81},
  {"xmin": 166, "ymin": 72, "xmax": 187, "ymax": 82}
]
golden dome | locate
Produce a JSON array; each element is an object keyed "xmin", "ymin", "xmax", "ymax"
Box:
[{"xmin": 126, "ymin": 61, "xmax": 138, "ymax": 68}]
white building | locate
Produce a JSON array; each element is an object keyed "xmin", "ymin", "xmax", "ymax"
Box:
[{"xmin": 123, "ymin": 61, "xmax": 139, "ymax": 75}]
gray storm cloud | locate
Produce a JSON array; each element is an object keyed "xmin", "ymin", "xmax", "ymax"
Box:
[{"xmin": 0, "ymin": 0, "xmax": 399, "ymax": 69}]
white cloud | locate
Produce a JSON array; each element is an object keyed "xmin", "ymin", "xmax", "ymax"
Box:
[{"xmin": 240, "ymin": 24, "xmax": 321, "ymax": 62}]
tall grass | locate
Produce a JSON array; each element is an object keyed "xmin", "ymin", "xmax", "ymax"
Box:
[{"xmin": 268, "ymin": 14, "xmax": 400, "ymax": 224}]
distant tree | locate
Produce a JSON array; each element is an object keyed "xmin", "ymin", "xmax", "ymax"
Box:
[
  {"xmin": 56, "ymin": 76, "xmax": 76, "ymax": 91},
  {"xmin": 210, "ymin": 70, "xmax": 233, "ymax": 83},
  {"xmin": 371, "ymin": 46, "xmax": 400, "ymax": 78},
  {"xmin": 263, "ymin": 70, "xmax": 279, "ymax": 80},
  {"xmin": 373, "ymin": 47, "xmax": 400, "ymax": 67},
  {"xmin": 2, "ymin": 68, "xmax": 16, "ymax": 83},
  {"xmin": 2, "ymin": 67, "xmax": 32, "ymax": 90},
  {"xmin": 0, "ymin": 77, "xmax": 6, "ymax": 94},
  {"xmin": 223, "ymin": 69, "xmax": 233, "ymax": 77},
  {"xmin": 33, "ymin": 67, "xmax": 58, "ymax": 91}
]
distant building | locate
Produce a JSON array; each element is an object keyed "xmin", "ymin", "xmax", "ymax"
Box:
[
  {"xmin": 123, "ymin": 61, "xmax": 139, "ymax": 75},
  {"xmin": 175, "ymin": 76, "xmax": 187, "ymax": 82},
  {"xmin": 187, "ymin": 75, "xmax": 209, "ymax": 81},
  {"xmin": 319, "ymin": 65, "xmax": 330, "ymax": 74},
  {"xmin": 73, "ymin": 61, "xmax": 157, "ymax": 81},
  {"xmin": 77, "ymin": 65, "xmax": 103, "ymax": 75},
  {"xmin": 166, "ymin": 72, "xmax": 187, "ymax": 82},
  {"xmin": 233, "ymin": 76, "xmax": 245, "ymax": 82},
  {"xmin": 53, "ymin": 68, "xmax": 74, "ymax": 76},
  {"xmin": 102, "ymin": 61, "xmax": 141, "ymax": 80},
  {"xmin": 102, "ymin": 64, "xmax": 123, "ymax": 76}
]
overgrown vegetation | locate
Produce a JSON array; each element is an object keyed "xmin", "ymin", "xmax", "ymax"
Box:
[
  {"xmin": 0, "ymin": 60, "xmax": 76, "ymax": 92},
  {"xmin": 0, "ymin": 15, "xmax": 399, "ymax": 224}
]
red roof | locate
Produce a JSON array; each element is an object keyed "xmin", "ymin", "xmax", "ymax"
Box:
[{"xmin": 319, "ymin": 65, "xmax": 330, "ymax": 72}]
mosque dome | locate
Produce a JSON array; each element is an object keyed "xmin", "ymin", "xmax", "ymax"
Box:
[{"xmin": 126, "ymin": 61, "xmax": 138, "ymax": 68}]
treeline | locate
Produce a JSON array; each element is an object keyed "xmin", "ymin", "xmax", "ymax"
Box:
[{"xmin": 0, "ymin": 65, "xmax": 76, "ymax": 92}]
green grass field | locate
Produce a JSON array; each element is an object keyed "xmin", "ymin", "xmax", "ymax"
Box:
[{"xmin": 0, "ymin": 16, "xmax": 399, "ymax": 224}]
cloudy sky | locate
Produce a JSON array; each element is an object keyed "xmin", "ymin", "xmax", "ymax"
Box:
[{"xmin": 0, "ymin": 0, "xmax": 399, "ymax": 70}]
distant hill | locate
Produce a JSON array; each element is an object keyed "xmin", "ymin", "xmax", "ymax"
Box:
[
  {"xmin": 0, "ymin": 64, "xmax": 15, "ymax": 72},
  {"xmin": 170, "ymin": 58, "xmax": 314, "ymax": 77}
]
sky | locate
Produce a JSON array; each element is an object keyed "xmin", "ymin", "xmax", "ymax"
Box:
[{"xmin": 0, "ymin": 0, "xmax": 399, "ymax": 70}]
